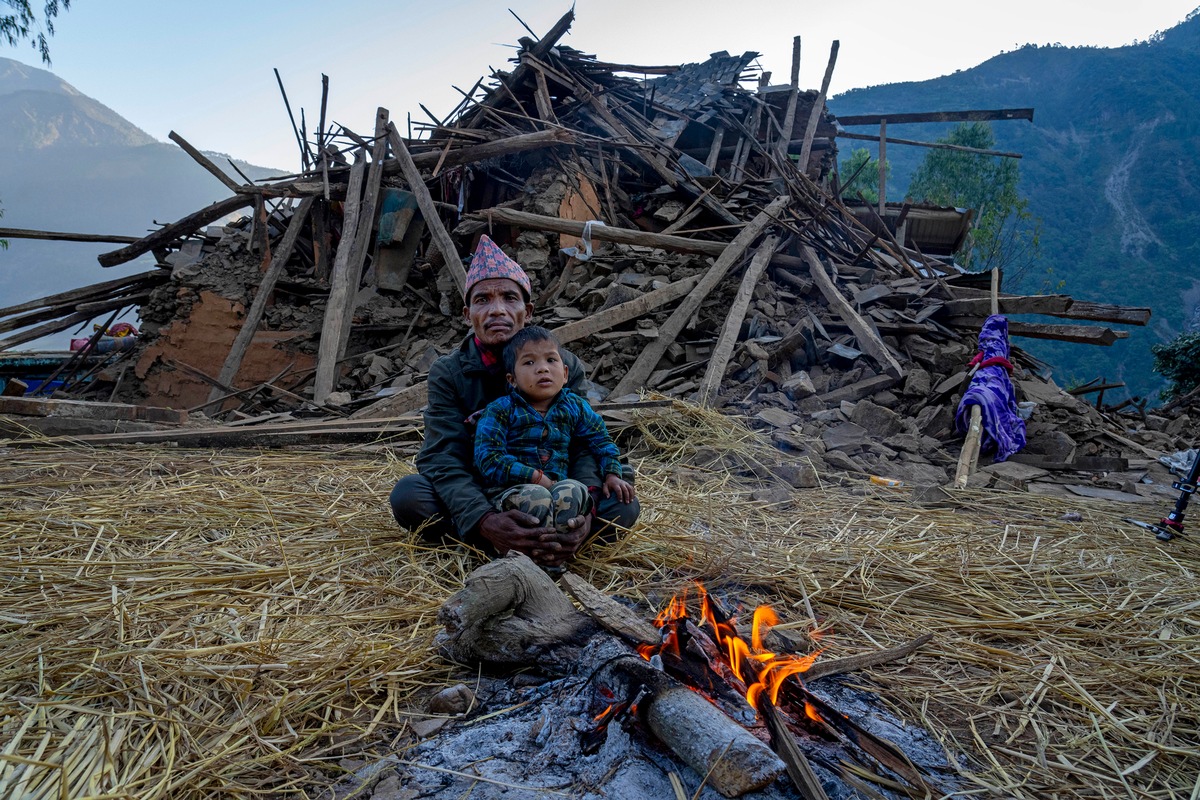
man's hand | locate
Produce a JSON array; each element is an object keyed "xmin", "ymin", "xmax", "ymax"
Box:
[
  {"xmin": 479, "ymin": 509, "xmax": 589, "ymax": 566},
  {"xmin": 536, "ymin": 512, "xmax": 592, "ymax": 567},
  {"xmin": 603, "ymin": 473, "xmax": 636, "ymax": 503},
  {"xmin": 478, "ymin": 509, "xmax": 555, "ymax": 559}
]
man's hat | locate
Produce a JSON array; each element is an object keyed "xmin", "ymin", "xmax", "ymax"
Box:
[{"xmin": 464, "ymin": 235, "xmax": 531, "ymax": 300}]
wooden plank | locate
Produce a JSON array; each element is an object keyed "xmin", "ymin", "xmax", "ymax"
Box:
[
  {"xmin": 0, "ymin": 396, "xmax": 185, "ymax": 424},
  {"xmin": 0, "ymin": 296, "xmax": 140, "ymax": 351},
  {"xmin": 0, "ymin": 227, "xmax": 139, "ymax": 245},
  {"xmin": 773, "ymin": 36, "xmax": 802, "ymax": 166},
  {"xmin": 798, "ymin": 40, "xmax": 839, "ymax": 175},
  {"xmin": 0, "ymin": 270, "xmax": 164, "ymax": 320},
  {"xmin": 1009, "ymin": 453, "xmax": 1129, "ymax": 472},
  {"xmin": 336, "ymin": 108, "xmax": 392, "ymax": 358},
  {"xmin": 532, "ymin": 67, "xmax": 558, "ymax": 124},
  {"xmin": 877, "ymin": 118, "xmax": 887, "ymax": 213},
  {"xmin": 697, "ymin": 235, "xmax": 779, "ymax": 406},
  {"xmin": 97, "ymin": 194, "xmax": 253, "ymax": 267},
  {"xmin": 944, "ymin": 317, "xmax": 1125, "ymax": 345},
  {"xmin": 313, "ymin": 157, "xmax": 367, "ymax": 404},
  {"xmin": 813, "ymin": 374, "xmax": 898, "ymax": 405},
  {"xmin": 207, "ymin": 197, "xmax": 315, "ymax": 406},
  {"xmin": 803, "ymin": 247, "xmax": 903, "ymax": 378},
  {"xmin": 611, "ymin": 196, "xmax": 789, "ymax": 397},
  {"xmin": 836, "ymin": 130, "xmax": 1022, "ymax": 158},
  {"xmin": 559, "ymin": 572, "xmax": 659, "ymax": 645},
  {"xmin": 348, "ymin": 381, "xmax": 429, "ymax": 421},
  {"xmin": 954, "ymin": 404, "xmax": 983, "ymax": 488},
  {"xmin": 553, "ymin": 275, "xmax": 701, "ymax": 344},
  {"xmin": 386, "ymin": 122, "xmax": 467, "ymax": 294},
  {"xmin": 836, "ymin": 108, "xmax": 1035, "ymax": 126},
  {"xmin": 168, "ymin": 130, "xmax": 244, "ymax": 193},
  {"xmin": 940, "ymin": 295, "xmax": 1072, "ymax": 316}
]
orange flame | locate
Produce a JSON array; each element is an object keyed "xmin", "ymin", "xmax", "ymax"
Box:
[{"xmin": 640, "ymin": 582, "xmax": 826, "ymax": 716}]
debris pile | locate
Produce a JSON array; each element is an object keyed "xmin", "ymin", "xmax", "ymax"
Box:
[{"xmin": 0, "ymin": 10, "xmax": 1187, "ymax": 496}]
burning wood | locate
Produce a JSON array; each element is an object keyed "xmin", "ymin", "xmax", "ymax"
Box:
[{"xmin": 436, "ymin": 553, "xmax": 943, "ymax": 798}]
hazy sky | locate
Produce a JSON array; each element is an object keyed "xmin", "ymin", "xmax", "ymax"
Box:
[{"xmin": 6, "ymin": 0, "xmax": 1198, "ymax": 170}]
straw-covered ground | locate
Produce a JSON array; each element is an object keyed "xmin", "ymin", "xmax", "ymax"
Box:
[{"xmin": 1, "ymin": 403, "xmax": 1196, "ymax": 799}]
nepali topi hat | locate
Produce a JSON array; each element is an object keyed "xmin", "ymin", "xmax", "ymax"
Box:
[{"xmin": 464, "ymin": 235, "xmax": 532, "ymax": 300}]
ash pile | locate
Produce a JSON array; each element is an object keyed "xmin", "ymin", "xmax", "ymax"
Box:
[{"xmin": 1, "ymin": 9, "xmax": 1187, "ymax": 495}]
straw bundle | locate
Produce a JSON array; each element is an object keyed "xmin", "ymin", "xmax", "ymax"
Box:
[{"xmin": 1, "ymin": 406, "xmax": 1196, "ymax": 798}]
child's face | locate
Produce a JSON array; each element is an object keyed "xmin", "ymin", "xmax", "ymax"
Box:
[{"xmin": 508, "ymin": 340, "xmax": 568, "ymax": 404}]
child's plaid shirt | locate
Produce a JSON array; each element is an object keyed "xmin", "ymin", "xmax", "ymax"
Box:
[{"xmin": 474, "ymin": 387, "xmax": 623, "ymax": 488}]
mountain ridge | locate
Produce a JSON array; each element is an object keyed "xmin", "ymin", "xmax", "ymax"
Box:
[{"xmin": 0, "ymin": 56, "xmax": 285, "ymax": 337}]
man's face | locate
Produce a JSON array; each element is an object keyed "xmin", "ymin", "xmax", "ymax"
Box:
[
  {"xmin": 508, "ymin": 339, "xmax": 569, "ymax": 404},
  {"xmin": 463, "ymin": 278, "xmax": 532, "ymax": 348}
]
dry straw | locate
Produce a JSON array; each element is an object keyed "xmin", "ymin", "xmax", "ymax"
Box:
[{"xmin": 1, "ymin": 401, "xmax": 1196, "ymax": 798}]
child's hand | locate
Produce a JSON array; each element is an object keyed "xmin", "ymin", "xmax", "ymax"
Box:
[{"xmin": 603, "ymin": 473, "xmax": 635, "ymax": 503}]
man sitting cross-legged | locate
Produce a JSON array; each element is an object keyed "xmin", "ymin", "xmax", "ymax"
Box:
[{"xmin": 389, "ymin": 235, "xmax": 640, "ymax": 568}]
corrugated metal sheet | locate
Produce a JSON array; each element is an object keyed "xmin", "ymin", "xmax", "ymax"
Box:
[{"xmin": 847, "ymin": 202, "xmax": 971, "ymax": 257}]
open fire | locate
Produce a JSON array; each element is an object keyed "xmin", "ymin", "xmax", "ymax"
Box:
[
  {"xmin": 583, "ymin": 581, "xmax": 942, "ymax": 798},
  {"xmin": 637, "ymin": 583, "xmax": 825, "ymax": 712}
]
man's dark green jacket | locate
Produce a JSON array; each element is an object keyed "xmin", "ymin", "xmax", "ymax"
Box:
[{"xmin": 416, "ymin": 335, "xmax": 600, "ymax": 539}]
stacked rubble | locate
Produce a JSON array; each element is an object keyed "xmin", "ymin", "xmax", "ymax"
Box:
[{"xmin": 1, "ymin": 10, "xmax": 1190, "ymax": 496}]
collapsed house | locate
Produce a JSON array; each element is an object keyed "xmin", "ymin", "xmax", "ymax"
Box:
[{"xmin": 0, "ymin": 9, "xmax": 1191, "ymax": 499}]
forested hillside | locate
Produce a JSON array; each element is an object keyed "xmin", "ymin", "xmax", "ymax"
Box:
[{"xmin": 828, "ymin": 11, "xmax": 1200, "ymax": 400}]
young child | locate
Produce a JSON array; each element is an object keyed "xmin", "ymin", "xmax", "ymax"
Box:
[{"xmin": 474, "ymin": 326, "xmax": 635, "ymax": 535}]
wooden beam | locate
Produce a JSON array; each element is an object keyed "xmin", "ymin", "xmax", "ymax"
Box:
[
  {"xmin": 954, "ymin": 405, "xmax": 983, "ymax": 488},
  {"xmin": 945, "ymin": 318, "xmax": 1126, "ymax": 345},
  {"xmin": 348, "ymin": 381, "xmax": 428, "ymax": 421},
  {"xmin": 97, "ymin": 194, "xmax": 252, "ymax": 267},
  {"xmin": 313, "ymin": 157, "xmax": 367, "ymax": 404},
  {"xmin": 478, "ymin": 206, "xmax": 811, "ymax": 271},
  {"xmin": 387, "ymin": 122, "xmax": 467, "ymax": 295},
  {"xmin": 1051, "ymin": 300, "xmax": 1151, "ymax": 326},
  {"xmin": 940, "ymin": 295, "xmax": 1073, "ymax": 316},
  {"xmin": 0, "ymin": 296, "xmax": 139, "ymax": 351},
  {"xmin": 0, "ymin": 227, "xmax": 139, "ymax": 245},
  {"xmin": 835, "ymin": 108, "xmax": 1035, "ymax": 126},
  {"xmin": 553, "ymin": 276, "xmax": 700, "ymax": 344},
  {"xmin": 774, "ymin": 36, "xmax": 801, "ymax": 167},
  {"xmin": 335, "ymin": 108, "xmax": 392, "ymax": 360},
  {"xmin": 877, "ymin": 117, "xmax": 886, "ymax": 214},
  {"xmin": 802, "ymin": 247, "xmax": 903, "ymax": 378},
  {"xmin": 168, "ymin": 130, "xmax": 244, "ymax": 193},
  {"xmin": 406, "ymin": 128, "xmax": 574, "ymax": 172},
  {"xmin": 611, "ymin": 196, "xmax": 789, "ymax": 397},
  {"xmin": 697, "ymin": 235, "xmax": 779, "ymax": 406},
  {"xmin": 798, "ymin": 40, "xmax": 838, "ymax": 175},
  {"xmin": 836, "ymin": 130, "xmax": 1022, "ymax": 158},
  {"xmin": 207, "ymin": 197, "xmax": 315, "ymax": 406},
  {"xmin": 0, "ymin": 270, "xmax": 165, "ymax": 319}
]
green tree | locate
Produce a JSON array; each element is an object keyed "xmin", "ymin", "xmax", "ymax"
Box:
[
  {"xmin": 838, "ymin": 147, "xmax": 889, "ymax": 204},
  {"xmin": 906, "ymin": 122, "xmax": 1041, "ymax": 283},
  {"xmin": 1, "ymin": 0, "xmax": 70, "ymax": 65},
  {"xmin": 1151, "ymin": 331, "xmax": 1200, "ymax": 400}
]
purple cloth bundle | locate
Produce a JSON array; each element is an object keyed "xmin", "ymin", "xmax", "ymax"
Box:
[{"xmin": 955, "ymin": 314, "xmax": 1026, "ymax": 461}]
